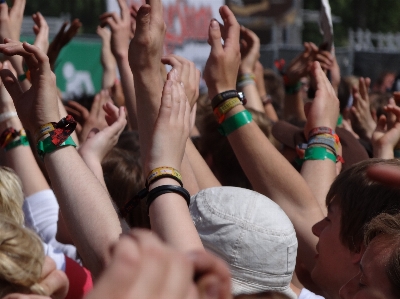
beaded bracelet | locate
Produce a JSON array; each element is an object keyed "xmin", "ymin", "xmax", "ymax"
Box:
[{"xmin": 218, "ymin": 110, "xmax": 252, "ymax": 136}]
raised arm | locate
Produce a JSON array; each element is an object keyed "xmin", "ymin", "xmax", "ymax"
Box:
[
  {"xmin": 203, "ymin": 7, "xmax": 322, "ymax": 273},
  {"xmin": 96, "ymin": 26, "xmax": 117, "ymax": 90},
  {"xmin": 100, "ymin": 0, "xmax": 138, "ymax": 129},
  {"xmin": 0, "ymin": 40, "xmax": 121, "ymax": 278}
]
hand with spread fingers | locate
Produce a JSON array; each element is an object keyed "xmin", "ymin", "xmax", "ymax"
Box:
[
  {"xmin": 32, "ymin": 12, "xmax": 50, "ymax": 53},
  {"xmin": 99, "ymin": 0, "xmax": 132, "ymax": 59},
  {"xmin": 371, "ymin": 104, "xmax": 400, "ymax": 159},
  {"xmin": 0, "ymin": 39, "xmax": 59, "ymax": 133},
  {"xmin": 350, "ymin": 77, "xmax": 377, "ymax": 140},
  {"xmin": 47, "ymin": 19, "xmax": 82, "ymax": 71},
  {"xmin": 203, "ymin": 6, "xmax": 241, "ymax": 99},
  {"xmin": 161, "ymin": 55, "xmax": 201, "ymax": 108},
  {"xmin": 285, "ymin": 42, "xmax": 315, "ymax": 86},
  {"xmin": 65, "ymin": 91, "xmax": 112, "ymax": 143}
]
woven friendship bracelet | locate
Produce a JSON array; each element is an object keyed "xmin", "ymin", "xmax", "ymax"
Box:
[
  {"xmin": 0, "ymin": 128, "xmax": 26, "ymax": 148},
  {"xmin": 308, "ymin": 127, "xmax": 336, "ymax": 140},
  {"xmin": 35, "ymin": 115, "xmax": 77, "ymax": 146},
  {"xmin": 146, "ymin": 167, "xmax": 183, "ymax": 189},
  {"xmin": 213, "ymin": 97, "xmax": 242, "ymax": 124},
  {"xmin": 37, "ymin": 135, "xmax": 76, "ymax": 160},
  {"xmin": 5, "ymin": 135, "xmax": 29, "ymax": 152}
]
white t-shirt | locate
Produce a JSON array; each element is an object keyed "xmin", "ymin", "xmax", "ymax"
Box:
[
  {"xmin": 299, "ymin": 288, "xmax": 325, "ymax": 299},
  {"xmin": 23, "ymin": 189, "xmax": 78, "ymax": 261}
]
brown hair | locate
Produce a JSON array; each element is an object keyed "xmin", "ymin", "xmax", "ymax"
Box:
[
  {"xmin": 0, "ymin": 216, "xmax": 46, "ymax": 297},
  {"xmin": 102, "ymin": 146, "xmax": 150, "ymax": 228},
  {"xmin": 197, "ymin": 107, "xmax": 273, "ymax": 189},
  {"xmin": 326, "ymin": 159, "xmax": 400, "ymax": 252},
  {"xmin": 364, "ymin": 213, "xmax": 400, "ymax": 297}
]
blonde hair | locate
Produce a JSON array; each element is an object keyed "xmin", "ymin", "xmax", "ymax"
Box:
[
  {"xmin": 0, "ymin": 216, "xmax": 47, "ymax": 297},
  {"xmin": 0, "ymin": 166, "xmax": 24, "ymax": 225}
]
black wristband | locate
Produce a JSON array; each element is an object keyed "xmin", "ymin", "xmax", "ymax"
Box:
[
  {"xmin": 120, "ymin": 188, "xmax": 148, "ymax": 218},
  {"xmin": 211, "ymin": 90, "xmax": 241, "ymax": 110},
  {"xmin": 147, "ymin": 185, "xmax": 191, "ymax": 210}
]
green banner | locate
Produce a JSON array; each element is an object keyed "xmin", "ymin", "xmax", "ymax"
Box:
[{"xmin": 21, "ymin": 37, "xmax": 102, "ymax": 99}]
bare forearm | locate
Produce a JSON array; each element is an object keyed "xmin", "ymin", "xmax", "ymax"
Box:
[
  {"xmin": 283, "ymin": 92, "xmax": 306, "ymax": 122},
  {"xmin": 116, "ymin": 55, "xmax": 138, "ymax": 130},
  {"xmin": 44, "ymin": 147, "xmax": 121, "ymax": 277},
  {"xmin": 185, "ymin": 139, "xmax": 221, "ymax": 190},
  {"xmin": 264, "ymin": 103, "xmax": 279, "ymax": 122},
  {"xmin": 241, "ymin": 84, "xmax": 264, "ymax": 113}
]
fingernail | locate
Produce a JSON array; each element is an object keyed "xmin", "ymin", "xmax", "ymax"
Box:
[
  {"xmin": 3, "ymin": 61, "xmax": 8, "ymax": 68},
  {"xmin": 211, "ymin": 19, "xmax": 219, "ymax": 29}
]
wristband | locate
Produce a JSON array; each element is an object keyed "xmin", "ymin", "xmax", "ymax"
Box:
[
  {"xmin": 304, "ymin": 147, "xmax": 336, "ymax": 163},
  {"xmin": 146, "ymin": 167, "xmax": 183, "ymax": 189},
  {"xmin": 237, "ymin": 73, "xmax": 256, "ymax": 89},
  {"xmin": 211, "ymin": 90, "xmax": 246, "ymax": 110},
  {"xmin": 261, "ymin": 94, "xmax": 272, "ymax": 106},
  {"xmin": 284, "ymin": 81, "xmax": 302, "ymax": 95},
  {"xmin": 4, "ymin": 135, "xmax": 29, "ymax": 152},
  {"xmin": 337, "ymin": 114, "xmax": 343, "ymax": 126},
  {"xmin": 147, "ymin": 185, "xmax": 191, "ymax": 210},
  {"xmin": 213, "ymin": 97, "xmax": 242, "ymax": 124},
  {"xmin": 308, "ymin": 136, "xmax": 338, "ymax": 154},
  {"xmin": 0, "ymin": 111, "xmax": 18, "ymax": 123},
  {"xmin": 35, "ymin": 115, "xmax": 77, "ymax": 145},
  {"xmin": 37, "ymin": 135, "xmax": 76, "ymax": 160},
  {"xmin": 120, "ymin": 188, "xmax": 148, "ymax": 218},
  {"xmin": 308, "ymin": 127, "xmax": 336, "ymax": 140},
  {"xmin": 218, "ymin": 110, "xmax": 252, "ymax": 136},
  {"xmin": 0, "ymin": 128, "xmax": 26, "ymax": 148}
]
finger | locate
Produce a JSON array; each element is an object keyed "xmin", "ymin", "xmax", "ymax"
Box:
[
  {"xmin": 99, "ymin": 12, "xmax": 120, "ymax": 23},
  {"xmin": 367, "ymin": 164, "xmax": 400, "ymax": 187},
  {"xmin": 90, "ymin": 93, "xmax": 102, "ymax": 116},
  {"xmin": 66, "ymin": 101, "xmax": 90, "ymax": 120},
  {"xmin": 0, "ymin": 3, "xmax": 9, "ymax": 20},
  {"xmin": 117, "ymin": 0, "xmax": 130, "ymax": 20},
  {"xmin": 64, "ymin": 106, "xmax": 84, "ymax": 123},
  {"xmin": 208, "ymin": 19, "xmax": 223, "ymax": 54},
  {"xmin": 0, "ymin": 69, "xmax": 23, "ymax": 101},
  {"xmin": 147, "ymin": 0, "xmax": 163, "ymax": 16},
  {"xmin": 376, "ymin": 114, "xmax": 387, "ymax": 131},
  {"xmin": 103, "ymin": 101, "xmax": 120, "ymax": 125},
  {"xmin": 2, "ymin": 295, "xmax": 51, "ymax": 299},
  {"xmin": 134, "ymin": 4, "xmax": 151, "ymax": 39},
  {"xmin": 178, "ymin": 82, "xmax": 188, "ymax": 120},
  {"xmin": 160, "ymin": 80, "xmax": 173, "ymax": 113},
  {"xmin": 39, "ymin": 267, "xmax": 69, "ymax": 299},
  {"xmin": 161, "ymin": 55, "xmax": 182, "ymax": 82},
  {"xmin": 105, "ymin": 106, "xmax": 127, "ymax": 136},
  {"xmin": 359, "ymin": 77, "xmax": 369, "ymax": 102},
  {"xmin": 22, "ymin": 42, "xmax": 51, "ymax": 73},
  {"xmin": 219, "ymin": 5, "xmax": 240, "ymax": 49}
]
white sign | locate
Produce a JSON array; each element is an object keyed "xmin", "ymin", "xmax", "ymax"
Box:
[{"xmin": 106, "ymin": 0, "xmax": 224, "ymax": 72}]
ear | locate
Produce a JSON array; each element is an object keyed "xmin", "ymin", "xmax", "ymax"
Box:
[{"xmin": 350, "ymin": 243, "xmax": 366, "ymax": 265}]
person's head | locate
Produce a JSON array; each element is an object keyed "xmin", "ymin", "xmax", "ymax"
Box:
[
  {"xmin": 339, "ymin": 213, "xmax": 400, "ymax": 298},
  {"xmin": 190, "ymin": 187, "xmax": 297, "ymax": 298},
  {"xmin": 197, "ymin": 107, "xmax": 273, "ymax": 189},
  {"xmin": 311, "ymin": 159, "xmax": 400, "ymax": 297},
  {"xmin": 0, "ymin": 166, "xmax": 24, "ymax": 225},
  {"xmin": 102, "ymin": 146, "xmax": 149, "ymax": 228},
  {"xmin": 0, "ymin": 216, "xmax": 47, "ymax": 297}
]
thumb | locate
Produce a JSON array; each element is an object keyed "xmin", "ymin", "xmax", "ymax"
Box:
[
  {"xmin": 197, "ymin": 274, "xmax": 221, "ymax": 299},
  {"xmin": 208, "ymin": 19, "xmax": 223, "ymax": 54},
  {"xmin": 377, "ymin": 114, "xmax": 387, "ymax": 131},
  {"xmin": 0, "ymin": 69, "xmax": 23, "ymax": 101},
  {"xmin": 134, "ymin": 5, "xmax": 151, "ymax": 39}
]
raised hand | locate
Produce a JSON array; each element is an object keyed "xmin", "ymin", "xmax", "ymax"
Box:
[
  {"xmin": 239, "ymin": 26, "xmax": 260, "ymax": 75},
  {"xmin": 161, "ymin": 55, "xmax": 201, "ymax": 108},
  {"xmin": 285, "ymin": 42, "xmax": 315, "ymax": 86},
  {"xmin": 47, "ymin": 19, "xmax": 82, "ymax": 70},
  {"xmin": 32, "ymin": 12, "xmax": 50, "ymax": 53},
  {"xmin": 99, "ymin": 0, "xmax": 132, "ymax": 59},
  {"xmin": 0, "ymin": 40, "xmax": 59, "ymax": 133},
  {"xmin": 0, "ymin": 0, "xmax": 25, "ymax": 41},
  {"xmin": 371, "ymin": 104, "xmax": 400, "ymax": 159},
  {"xmin": 350, "ymin": 77, "xmax": 377, "ymax": 140},
  {"xmin": 128, "ymin": 0, "xmax": 166, "ymax": 71},
  {"xmin": 203, "ymin": 6, "xmax": 241, "ymax": 99},
  {"xmin": 78, "ymin": 102, "xmax": 126, "ymax": 164},
  {"xmin": 145, "ymin": 70, "xmax": 191, "ymax": 174},
  {"xmin": 304, "ymin": 61, "xmax": 339, "ymax": 138}
]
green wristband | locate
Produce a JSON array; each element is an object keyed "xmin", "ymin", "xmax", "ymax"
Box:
[
  {"xmin": 285, "ymin": 81, "xmax": 302, "ymax": 95},
  {"xmin": 5, "ymin": 135, "xmax": 29, "ymax": 152},
  {"xmin": 37, "ymin": 135, "xmax": 76, "ymax": 160},
  {"xmin": 304, "ymin": 146, "xmax": 336, "ymax": 163},
  {"xmin": 218, "ymin": 110, "xmax": 252, "ymax": 136}
]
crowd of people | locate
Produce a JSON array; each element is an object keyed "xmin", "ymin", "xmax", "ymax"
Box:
[{"xmin": 0, "ymin": 0, "xmax": 399, "ymax": 298}]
